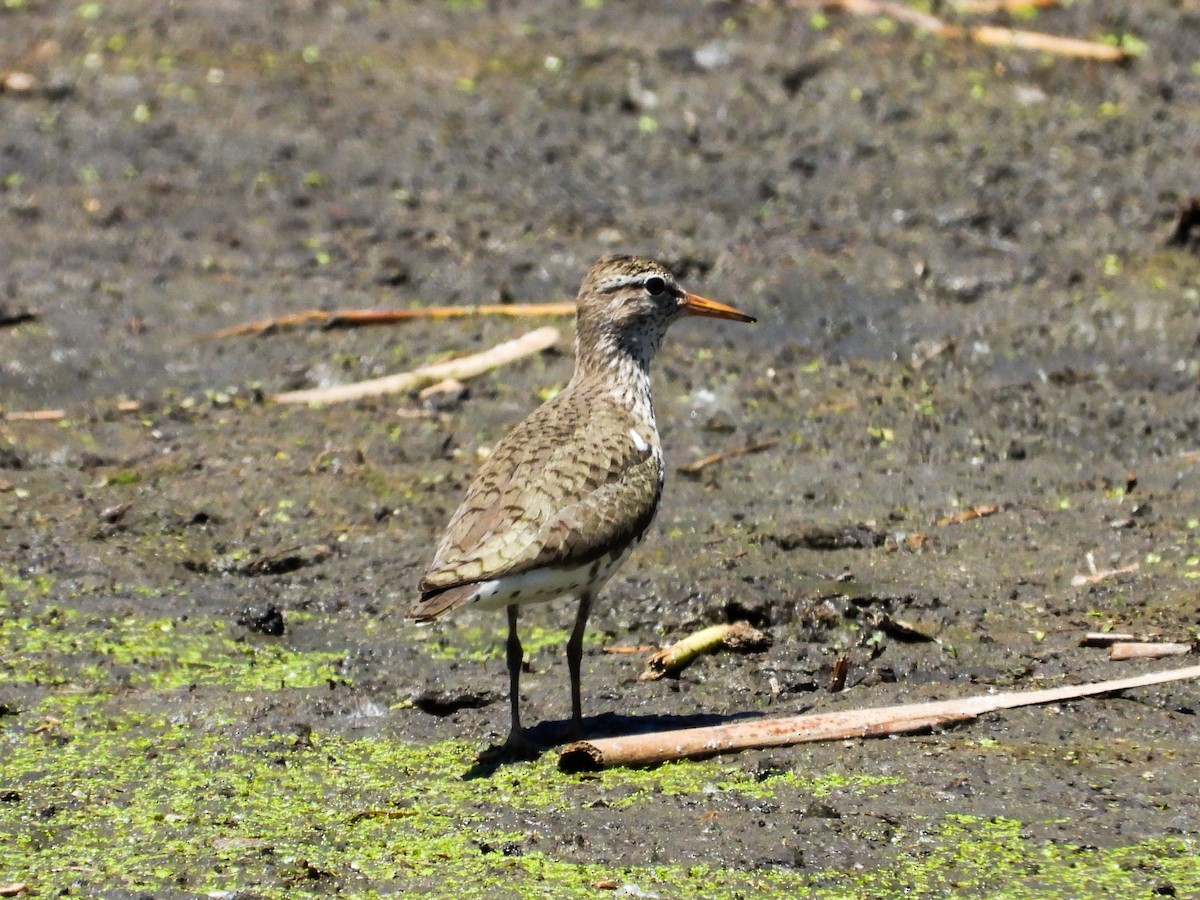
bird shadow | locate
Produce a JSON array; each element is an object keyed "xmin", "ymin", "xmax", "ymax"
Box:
[{"xmin": 460, "ymin": 708, "xmax": 771, "ymax": 779}]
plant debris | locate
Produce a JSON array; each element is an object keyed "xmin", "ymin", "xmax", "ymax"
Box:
[{"xmin": 639, "ymin": 622, "xmax": 773, "ymax": 681}]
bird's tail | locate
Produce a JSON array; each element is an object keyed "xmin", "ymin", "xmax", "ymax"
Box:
[{"xmin": 406, "ymin": 582, "xmax": 479, "ymax": 623}]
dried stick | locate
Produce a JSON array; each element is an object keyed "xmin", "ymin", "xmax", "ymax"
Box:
[
  {"xmin": 639, "ymin": 622, "xmax": 772, "ymax": 681},
  {"xmin": 602, "ymin": 645, "xmax": 659, "ymax": 655},
  {"xmin": 1071, "ymin": 552, "xmax": 1139, "ymax": 587},
  {"xmin": 208, "ymin": 302, "xmax": 576, "ymax": 339},
  {"xmin": 273, "ymin": 326, "xmax": 560, "ymax": 405},
  {"xmin": 794, "ymin": 0, "xmax": 1130, "ymax": 62},
  {"xmin": 1, "ymin": 408, "xmax": 66, "ymax": 422},
  {"xmin": 970, "ymin": 25, "xmax": 1126, "ymax": 60},
  {"xmin": 1, "ymin": 400, "xmax": 138, "ymax": 423},
  {"xmin": 559, "ymin": 664, "xmax": 1200, "ymax": 771},
  {"xmin": 1109, "ymin": 642, "xmax": 1192, "ymax": 662},
  {"xmin": 936, "ymin": 504, "xmax": 999, "ymax": 526},
  {"xmin": 678, "ymin": 438, "xmax": 780, "ymax": 476}
]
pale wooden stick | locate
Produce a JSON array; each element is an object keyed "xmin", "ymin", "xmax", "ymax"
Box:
[
  {"xmin": 1, "ymin": 408, "xmax": 66, "ymax": 421},
  {"xmin": 970, "ymin": 25, "xmax": 1126, "ymax": 60},
  {"xmin": 559, "ymin": 664, "xmax": 1200, "ymax": 771},
  {"xmin": 639, "ymin": 623, "xmax": 772, "ymax": 681},
  {"xmin": 1, "ymin": 401, "xmax": 138, "ymax": 422},
  {"xmin": 208, "ymin": 302, "xmax": 576, "ymax": 339},
  {"xmin": 1109, "ymin": 642, "xmax": 1192, "ymax": 662},
  {"xmin": 273, "ymin": 326, "xmax": 560, "ymax": 405},
  {"xmin": 1, "ymin": 71, "xmax": 36, "ymax": 92}
]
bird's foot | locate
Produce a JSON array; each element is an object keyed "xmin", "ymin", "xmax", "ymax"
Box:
[{"xmin": 476, "ymin": 729, "xmax": 539, "ymax": 763}]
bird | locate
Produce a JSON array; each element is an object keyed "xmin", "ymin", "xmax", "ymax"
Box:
[{"xmin": 408, "ymin": 254, "xmax": 755, "ymax": 757}]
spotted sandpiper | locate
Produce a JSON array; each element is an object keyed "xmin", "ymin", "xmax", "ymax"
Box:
[{"xmin": 408, "ymin": 255, "xmax": 755, "ymax": 756}]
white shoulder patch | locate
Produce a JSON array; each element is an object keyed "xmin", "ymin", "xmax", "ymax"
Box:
[{"xmin": 629, "ymin": 428, "xmax": 649, "ymax": 453}]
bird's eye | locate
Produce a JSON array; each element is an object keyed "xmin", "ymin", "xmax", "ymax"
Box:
[{"xmin": 644, "ymin": 276, "xmax": 667, "ymax": 296}]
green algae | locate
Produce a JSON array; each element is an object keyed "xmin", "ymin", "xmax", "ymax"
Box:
[
  {"xmin": 589, "ymin": 758, "xmax": 901, "ymax": 806},
  {"xmin": 3, "ymin": 717, "xmax": 1195, "ymax": 898},
  {"xmin": 4, "ymin": 569, "xmax": 1197, "ymax": 898},
  {"xmin": 2, "ymin": 565, "xmax": 347, "ymax": 693},
  {"xmin": 1, "ymin": 606, "xmax": 347, "ymax": 692},
  {"xmin": 834, "ymin": 815, "xmax": 1198, "ymax": 899}
]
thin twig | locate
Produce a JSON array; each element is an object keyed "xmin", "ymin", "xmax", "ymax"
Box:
[
  {"xmin": 678, "ymin": 438, "xmax": 780, "ymax": 476},
  {"xmin": 602, "ymin": 645, "xmax": 660, "ymax": 655},
  {"xmin": 207, "ymin": 302, "xmax": 576, "ymax": 339},
  {"xmin": 1071, "ymin": 552, "xmax": 1139, "ymax": 587},
  {"xmin": 273, "ymin": 326, "xmax": 560, "ymax": 405},
  {"xmin": 559, "ymin": 664, "xmax": 1200, "ymax": 770},
  {"xmin": 346, "ymin": 808, "xmax": 419, "ymax": 824},
  {"xmin": 936, "ymin": 504, "xmax": 999, "ymax": 526}
]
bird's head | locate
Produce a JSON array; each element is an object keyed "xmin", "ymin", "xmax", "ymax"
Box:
[{"xmin": 573, "ymin": 255, "xmax": 754, "ymax": 372}]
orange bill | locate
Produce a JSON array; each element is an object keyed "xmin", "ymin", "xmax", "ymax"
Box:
[{"xmin": 681, "ymin": 292, "xmax": 756, "ymax": 323}]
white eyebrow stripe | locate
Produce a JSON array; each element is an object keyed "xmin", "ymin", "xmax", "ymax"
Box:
[{"xmin": 598, "ymin": 273, "xmax": 673, "ymax": 293}]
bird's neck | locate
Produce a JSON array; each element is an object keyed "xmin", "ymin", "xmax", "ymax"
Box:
[{"xmin": 572, "ymin": 334, "xmax": 658, "ymax": 431}]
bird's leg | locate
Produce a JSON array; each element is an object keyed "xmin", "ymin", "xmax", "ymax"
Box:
[
  {"xmin": 566, "ymin": 591, "xmax": 594, "ymax": 740},
  {"xmin": 480, "ymin": 604, "xmax": 535, "ymax": 761},
  {"xmin": 502, "ymin": 604, "xmax": 532, "ymax": 749}
]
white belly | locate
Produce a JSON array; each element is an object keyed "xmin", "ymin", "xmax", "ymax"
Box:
[{"xmin": 470, "ymin": 546, "xmax": 633, "ymax": 610}]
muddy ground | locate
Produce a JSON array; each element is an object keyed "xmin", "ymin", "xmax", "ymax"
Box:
[{"xmin": 2, "ymin": 1, "xmax": 1200, "ymax": 897}]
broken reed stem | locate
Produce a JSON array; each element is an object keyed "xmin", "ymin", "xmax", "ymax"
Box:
[
  {"xmin": 639, "ymin": 622, "xmax": 771, "ymax": 681},
  {"xmin": 273, "ymin": 326, "xmax": 560, "ymax": 405},
  {"xmin": 559, "ymin": 664, "xmax": 1200, "ymax": 771}
]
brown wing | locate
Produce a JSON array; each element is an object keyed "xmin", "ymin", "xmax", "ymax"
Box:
[{"xmin": 413, "ymin": 386, "xmax": 661, "ymax": 602}]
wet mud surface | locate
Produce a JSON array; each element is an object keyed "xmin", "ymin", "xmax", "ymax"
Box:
[{"xmin": 2, "ymin": 1, "xmax": 1199, "ymax": 897}]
